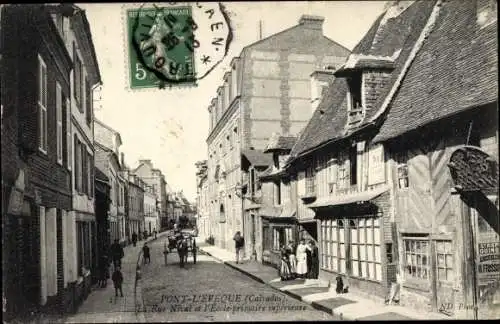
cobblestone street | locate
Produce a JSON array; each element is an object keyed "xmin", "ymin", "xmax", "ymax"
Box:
[{"xmin": 137, "ymin": 238, "xmax": 335, "ymax": 322}]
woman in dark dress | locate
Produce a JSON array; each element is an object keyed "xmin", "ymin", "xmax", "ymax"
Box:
[
  {"xmin": 305, "ymin": 242, "xmax": 312, "ymax": 279},
  {"xmin": 279, "ymin": 246, "xmax": 292, "ymax": 281},
  {"xmin": 308, "ymin": 240, "xmax": 319, "ymax": 279}
]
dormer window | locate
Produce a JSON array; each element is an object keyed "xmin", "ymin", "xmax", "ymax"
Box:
[{"xmin": 347, "ymin": 73, "xmax": 363, "ymax": 125}]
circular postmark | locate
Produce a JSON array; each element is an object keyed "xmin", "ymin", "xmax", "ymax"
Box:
[{"xmin": 129, "ymin": 2, "xmax": 232, "ymax": 88}]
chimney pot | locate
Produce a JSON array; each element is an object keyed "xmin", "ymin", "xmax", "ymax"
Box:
[{"xmin": 299, "ymin": 15, "xmax": 325, "ymax": 31}]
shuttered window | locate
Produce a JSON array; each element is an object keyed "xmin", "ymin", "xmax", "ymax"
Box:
[
  {"xmin": 38, "ymin": 55, "xmax": 48, "ymax": 153},
  {"xmin": 56, "ymin": 82, "xmax": 63, "ymax": 164}
]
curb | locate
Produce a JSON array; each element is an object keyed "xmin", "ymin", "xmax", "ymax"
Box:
[{"xmin": 200, "ymin": 247, "xmax": 343, "ymax": 319}]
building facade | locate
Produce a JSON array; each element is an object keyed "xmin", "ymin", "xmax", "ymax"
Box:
[
  {"xmin": 196, "ymin": 160, "xmax": 210, "ymax": 239},
  {"xmin": 132, "ymin": 159, "xmax": 167, "ymax": 231},
  {"xmin": 286, "ymin": 0, "xmax": 498, "ymax": 319},
  {"xmin": 2, "ymin": 3, "xmax": 99, "ymax": 318},
  {"xmin": 126, "ymin": 173, "xmax": 144, "ymax": 240},
  {"xmin": 94, "ymin": 119, "xmax": 126, "ymax": 245},
  {"xmin": 206, "ymin": 15, "xmax": 350, "ymax": 253},
  {"xmin": 142, "ymin": 182, "xmax": 158, "ymax": 236}
]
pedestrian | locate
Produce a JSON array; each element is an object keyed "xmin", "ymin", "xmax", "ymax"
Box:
[
  {"xmin": 98, "ymin": 255, "xmax": 109, "ymax": 288},
  {"xmin": 279, "ymin": 245, "xmax": 292, "ymax": 281},
  {"xmin": 306, "ymin": 241, "xmax": 312, "ymax": 279},
  {"xmin": 153, "ymin": 228, "xmax": 157, "ymax": 240},
  {"xmin": 287, "ymin": 241, "xmax": 297, "ymax": 279},
  {"xmin": 132, "ymin": 232, "xmax": 138, "ymax": 247},
  {"xmin": 111, "ymin": 266, "xmax": 124, "ymax": 297},
  {"xmin": 143, "ymin": 243, "xmax": 151, "ymax": 264},
  {"xmin": 308, "ymin": 240, "xmax": 319, "ymax": 279},
  {"xmin": 233, "ymin": 231, "xmax": 244, "ymax": 264},
  {"xmin": 143, "ymin": 230, "xmax": 148, "ymax": 240},
  {"xmin": 110, "ymin": 239, "xmax": 124, "ymax": 269},
  {"xmin": 295, "ymin": 239, "xmax": 308, "ymax": 279}
]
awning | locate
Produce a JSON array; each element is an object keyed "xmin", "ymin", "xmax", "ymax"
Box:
[{"xmin": 308, "ymin": 185, "xmax": 390, "ymax": 209}]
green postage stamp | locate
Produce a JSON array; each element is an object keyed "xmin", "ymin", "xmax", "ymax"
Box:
[{"xmin": 125, "ymin": 2, "xmax": 232, "ymax": 90}]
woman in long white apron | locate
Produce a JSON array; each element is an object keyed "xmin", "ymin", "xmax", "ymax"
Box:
[{"xmin": 295, "ymin": 239, "xmax": 308, "ymax": 278}]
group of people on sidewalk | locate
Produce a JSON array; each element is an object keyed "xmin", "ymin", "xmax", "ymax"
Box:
[
  {"xmin": 96, "ymin": 237, "xmax": 153, "ymax": 298},
  {"xmin": 131, "ymin": 229, "xmax": 157, "ymax": 247},
  {"xmin": 279, "ymin": 239, "xmax": 319, "ymax": 281}
]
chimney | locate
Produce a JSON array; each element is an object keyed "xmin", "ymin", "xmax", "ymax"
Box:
[
  {"xmin": 310, "ymin": 68, "xmax": 336, "ymax": 112},
  {"xmin": 299, "ymin": 15, "xmax": 324, "ymax": 32}
]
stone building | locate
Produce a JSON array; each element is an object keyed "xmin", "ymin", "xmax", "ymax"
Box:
[
  {"xmin": 195, "ymin": 160, "xmax": 210, "ymax": 239},
  {"xmin": 2, "ymin": 3, "xmax": 99, "ymax": 318},
  {"xmin": 132, "ymin": 159, "xmax": 168, "ymax": 231},
  {"xmin": 206, "ymin": 14, "xmax": 351, "ymax": 253},
  {"xmin": 125, "ymin": 172, "xmax": 145, "ymax": 241},
  {"xmin": 94, "ymin": 118, "xmax": 126, "ymax": 246},
  {"xmin": 286, "ymin": 0, "xmax": 498, "ymax": 319}
]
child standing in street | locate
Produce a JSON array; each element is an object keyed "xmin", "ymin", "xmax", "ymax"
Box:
[{"xmin": 112, "ymin": 266, "xmax": 124, "ymax": 297}]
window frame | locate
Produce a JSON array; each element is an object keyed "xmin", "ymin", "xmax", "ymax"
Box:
[
  {"xmin": 435, "ymin": 240, "xmax": 454, "ymax": 283},
  {"xmin": 56, "ymin": 82, "xmax": 63, "ymax": 164},
  {"xmin": 66, "ymin": 97, "xmax": 72, "ymax": 170},
  {"xmin": 305, "ymin": 164, "xmax": 316, "ymax": 195},
  {"xmin": 38, "ymin": 55, "xmax": 48, "ymax": 153},
  {"xmin": 402, "ymin": 236, "xmax": 430, "ymax": 285},
  {"xmin": 73, "ymin": 43, "xmax": 83, "ymax": 112}
]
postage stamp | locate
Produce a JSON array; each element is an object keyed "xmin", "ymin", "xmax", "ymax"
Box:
[{"xmin": 125, "ymin": 2, "xmax": 232, "ymax": 89}]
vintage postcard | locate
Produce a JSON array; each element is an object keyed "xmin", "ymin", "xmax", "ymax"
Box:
[{"xmin": 1, "ymin": 1, "xmax": 498, "ymax": 323}]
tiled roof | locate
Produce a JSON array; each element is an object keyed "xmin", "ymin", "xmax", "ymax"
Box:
[
  {"xmin": 264, "ymin": 133, "xmax": 297, "ymax": 153},
  {"xmin": 241, "ymin": 149, "xmax": 273, "ymax": 167},
  {"xmin": 374, "ymin": 0, "xmax": 498, "ymax": 142},
  {"xmin": 289, "ymin": 1, "xmax": 437, "ymax": 159}
]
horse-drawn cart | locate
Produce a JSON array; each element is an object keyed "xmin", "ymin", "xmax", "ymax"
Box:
[{"xmin": 166, "ymin": 230, "xmax": 197, "ymax": 267}]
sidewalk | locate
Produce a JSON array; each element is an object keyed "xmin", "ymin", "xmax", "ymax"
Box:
[
  {"xmin": 200, "ymin": 244, "xmax": 452, "ymax": 321},
  {"xmin": 64, "ymin": 231, "xmax": 170, "ymax": 323}
]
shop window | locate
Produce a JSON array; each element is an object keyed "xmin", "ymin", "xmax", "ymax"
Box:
[
  {"xmin": 272, "ymin": 227, "xmax": 289, "ymax": 250},
  {"xmin": 436, "ymin": 240, "xmax": 454, "ymax": 282},
  {"xmin": 403, "ymin": 237, "xmax": 429, "ymax": 281}
]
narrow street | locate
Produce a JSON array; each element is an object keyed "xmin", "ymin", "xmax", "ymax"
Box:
[{"xmin": 136, "ymin": 238, "xmax": 335, "ymax": 322}]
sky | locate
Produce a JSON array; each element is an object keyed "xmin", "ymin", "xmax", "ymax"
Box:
[{"xmin": 79, "ymin": 1, "xmax": 387, "ymax": 202}]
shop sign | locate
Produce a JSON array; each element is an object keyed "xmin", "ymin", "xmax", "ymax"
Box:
[
  {"xmin": 477, "ymin": 242, "xmax": 500, "ymax": 285},
  {"xmin": 448, "ymin": 146, "xmax": 498, "ymax": 192},
  {"xmin": 368, "ymin": 144, "xmax": 385, "ymax": 185}
]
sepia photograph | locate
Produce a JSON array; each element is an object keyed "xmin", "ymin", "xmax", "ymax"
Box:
[{"xmin": 1, "ymin": 1, "xmax": 498, "ymax": 322}]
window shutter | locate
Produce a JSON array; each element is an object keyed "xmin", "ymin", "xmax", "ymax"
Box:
[
  {"xmin": 66, "ymin": 98, "xmax": 72, "ymax": 170},
  {"xmin": 74, "ymin": 135, "xmax": 79, "ymax": 191},
  {"xmin": 81, "ymin": 145, "xmax": 87, "ymax": 195}
]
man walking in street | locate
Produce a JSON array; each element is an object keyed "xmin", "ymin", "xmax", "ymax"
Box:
[
  {"xmin": 233, "ymin": 231, "xmax": 244, "ymax": 264},
  {"xmin": 143, "ymin": 243, "xmax": 151, "ymax": 264},
  {"xmin": 111, "ymin": 266, "xmax": 124, "ymax": 297},
  {"xmin": 132, "ymin": 232, "xmax": 138, "ymax": 247},
  {"xmin": 110, "ymin": 239, "xmax": 124, "ymax": 269}
]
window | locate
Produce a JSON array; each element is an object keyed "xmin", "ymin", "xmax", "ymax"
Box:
[
  {"xmin": 77, "ymin": 221, "xmax": 92, "ymax": 276},
  {"xmin": 38, "ymin": 55, "xmax": 48, "ymax": 153},
  {"xmin": 337, "ymin": 152, "xmax": 350, "ymax": 189},
  {"xmin": 274, "ymin": 181, "xmax": 281, "ymax": 206},
  {"xmin": 347, "ymin": 73, "xmax": 362, "ymax": 112},
  {"xmin": 81, "ymin": 145, "xmax": 88, "ymax": 195},
  {"xmin": 327, "ymin": 157, "xmax": 338, "ymax": 194},
  {"xmin": 322, "ymin": 217, "xmax": 382, "ymax": 281},
  {"xmin": 396, "ymin": 152, "xmax": 409, "ymax": 189},
  {"xmin": 85, "ymin": 78, "xmax": 92, "ymax": 125},
  {"xmin": 436, "ymin": 240, "xmax": 454, "ymax": 282},
  {"xmin": 403, "ymin": 238, "xmax": 429, "ymax": 281},
  {"xmin": 63, "ymin": 95, "xmax": 71, "ymax": 170},
  {"xmin": 350, "ymin": 144, "xmax": 357, "ymax": 186},
  {"xmin": 74, "ymin": 135, "xmax": 82, "ymax": 192},
  {"xmin": 56, "ymin": 83, "xmax": 63, "ymax": 164},
  {"xmin": 88, "ymin": 152, "xmax": 94, "ymax": 198},
  {"xmin": 249, "ymin": 168, "xmax": 256, "ymax": 195},
  {"xmin": 73, "ymin": 43, "xmax": 83, "ymax": 111},
  {"xmin": 386, "ymin": 243, "xmax": 394, "ymax": 264},
  {"xmin": 305, "ymin": 165, "xmax": 315, "ymax": 195}
]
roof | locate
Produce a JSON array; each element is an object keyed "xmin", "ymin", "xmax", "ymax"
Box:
[
  {"xmin": 289, "ymin": 0, "xmax": 438, "ymax": 159},
  {"xmin": 241, "ymin": 150, "xmax": 273, "ymax": 168},
  {"xmin": 264, "ymin": 133, "xmax": 297, "ymax": 153},
  {"xmin": 373, "ymin": 0, "xmax": 498, "ymax": 142}
]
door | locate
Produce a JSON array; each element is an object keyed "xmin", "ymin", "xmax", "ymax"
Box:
[{"xmin": 434, "ymin": 239, "xmax": 455, "ymax": 316}]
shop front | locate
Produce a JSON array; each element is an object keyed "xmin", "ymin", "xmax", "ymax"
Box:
[
  {"xmin": 448, "ymin": 146, "xmax": 499, "ymax": 319},
  {"xmin": 309, "ymin": 186, "xmax": 391, "ymax": 299}
]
